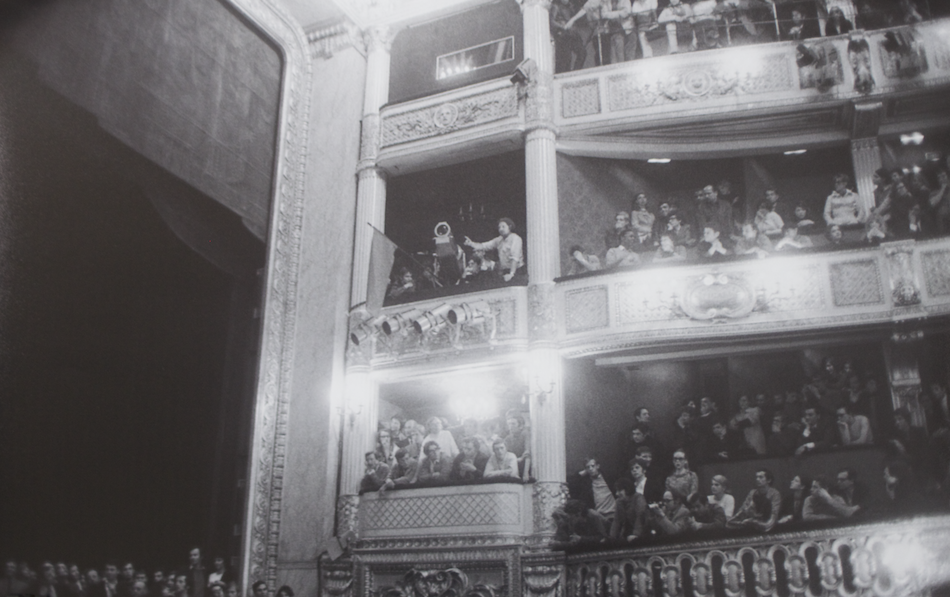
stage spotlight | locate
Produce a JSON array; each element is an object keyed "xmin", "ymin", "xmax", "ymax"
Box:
[
  {"xmin": 349, "ymin": 314, "xmax": 386, "ymax": 346},
  {"xmin": 381, "ymin": 308, "xmax": 423, "ymax": 335},
  {"xmin": 411, "ymin": 303, "xmax": 453, "ymax": 334},
  {"xmin": 447, "ymin": 301, "xmax": 491, "ymax": 326}
]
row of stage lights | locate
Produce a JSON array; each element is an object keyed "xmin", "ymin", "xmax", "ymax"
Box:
[{"xmin": 350, "ymin": 301, "xmax": 491, "ymax": 346}]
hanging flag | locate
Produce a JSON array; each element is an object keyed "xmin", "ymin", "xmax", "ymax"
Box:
[{"xmin": 366, "ymin": 227, "xmax": 398, "ymax": 315}]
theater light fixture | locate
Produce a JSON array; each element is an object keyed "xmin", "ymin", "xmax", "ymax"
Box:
[
  {"xmin": 349, "ymin": 314, "xmax": 386, "ymax": 346},
  {"xmin": 411, "ymin": 303, "xmax": 453, "ymax": 334},
  {"xmin": 381, "ymin": 308, "xmax": 423, "ymax": 335},
  {"xmin": 784, "ymin": 149, "xmax": 807, "ymax": 155},
  {"xmin": 648, "ymin": 158, "xmax": 671, "ymax": 164},
  {"xmin": 447, "ymin": 301, "xmax": 491, "ymax": 326},
  {"xmin": 901, "ymin": 132, "xmax": 924, "ymax": 145}
]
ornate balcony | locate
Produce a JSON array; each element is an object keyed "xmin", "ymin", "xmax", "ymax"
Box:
[{"xmin": 556, "ymin": 236, "xmax": 950, "ymax": 358}]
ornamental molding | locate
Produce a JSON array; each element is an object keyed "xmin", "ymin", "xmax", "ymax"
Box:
[
  {"xmin": 320, "ymin": 560, "xmax": 356, "ymax": 597},
  {"xmin": 528, "ymin": 284, "xmax": 557, "ymax": 341},
  {"xmin": 379, "ymin": 568, "xmax": 505, "ymax": 597},
  {"xmin": 224, "ymin": 0, "xmax": 310, "ymax": 592},
  {"xmin": 307, "ymin": 21, "xmax": 361, "ymax": 59},
  {"xmin": 355, "ymin": 535, "xmax": 524, "ymax": 551},
  {"xmin": 678, "ymin": 273, "xmax": 756, "ymax": 321},
  {"xmin": 360, "ymin": 488, "xmax": 523, "ymax": 533},
  {"xmin": 532, "ymin": 482, "xmax": 568, "ymax": 536},
  {"xmin": 381, "ymin": 86, "xmax": 519, "ymax": 147},
  {"xmin": 338, "ymin": 494, "xmax": 361, "ymax": 539},
  {"xmin": 883, "ymin": 242, "xmax": 921, "ymax": 307}
]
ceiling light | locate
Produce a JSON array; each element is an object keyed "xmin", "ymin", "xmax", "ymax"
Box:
[
  {"xmin": 901, "ymin": 132, "xmax": 924, "ymax": 145},
  {"xmin": 784, "ymin": 149, "xmax": 807, "ymax": 155},
  {"xmin": 647, "ymin": 158, "xmax": 671, "ymax": 164}
]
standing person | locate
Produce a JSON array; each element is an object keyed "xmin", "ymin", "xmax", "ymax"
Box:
[
  {"xmin": 730, "ymin": 395, "xmax": 767, "ymax": 456},
  {"xmin": 64, "ymin": 565, "xmax": 85, "ymax": 597},
  {"xmin": 86, "ymin": 570, "xmax": 106, "ymax": 597},
  {"xmin": 362, "ymin": 450, "xmax": 391, "ymax": 492},
  {"xmin": 187, "ymin": 549, "xmax": 205, "ymax": 597},
  {"xmin": 173, "ymin": 574, "xmax": 189, "ymax": 597},
  {"xmin": 551, "ymin": 0, "xmax": 588, "ymax": 72},
  {"xmin": 251, "ymin": 581, "xmax": 267, "ymax": 597},
  {"xmin": 2, "ymin": 560, "xmax": 27, "ymax": 597},
  {"xmin": 563, "ymin": 0, "xmax": 614, "ymax": 66},
  {"xmin": 103, "ymin": 565, "xmax": 120, "ymax": 597},
  {"xmin": 206, "ymin": 559, "xmax": 229, "ymax": 590},
  {"xmin": 929, "ymin": 170, "xmax": 950, "ymax": 236},
  {"xmin": 118, "ymin": 565, "xmax": 135, "ymax": 597},
  {"xmin": 421, "ymin": 417, "xmax": 459, "ymax": 460},
  {"xmin": 464, "ymin": 218, "xmax": 524, "ymax": 283},
  {"xmin": 503, "ymin": 414, "xmax": 531, "ymax": 478},
  {"xmin": 824, "ymin": 173, "xmax": 867, "ymax": 227}
]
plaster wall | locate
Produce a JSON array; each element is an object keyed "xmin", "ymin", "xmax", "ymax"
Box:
[{"xmin": 274, "ymin": 44, "xmax": 366, "ymax": 587}]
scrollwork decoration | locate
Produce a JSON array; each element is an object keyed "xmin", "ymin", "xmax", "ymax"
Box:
[{"xmin": 379, "ymin": 568, "xmax": 504, "ymax": 597}]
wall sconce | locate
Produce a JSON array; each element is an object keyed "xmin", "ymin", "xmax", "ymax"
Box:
[
  {"xmin": 381, "ymin": 308, "xmax": 423, "ymax": 335},
  {"xmin": 411, "ymin": 303, "xmax": 453, "ymax": 334},
  {"xmin": 525, "ymin": 350, "xmax": 557, "ymax": 406},
  {"xmin": 342, "ymin": 403, "xmax": 363, "ymax": 427}
]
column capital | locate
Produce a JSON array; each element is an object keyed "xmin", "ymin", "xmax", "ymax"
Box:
[
  {"xmin": 362, "ymin": 24, "xmax": 394, "ymax": 54},
  {"xmin": 520, "ymin": 0, "xmax": 553, "ymax": 11}
]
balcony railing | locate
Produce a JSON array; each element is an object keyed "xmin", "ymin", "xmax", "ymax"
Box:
[{"xmin": 564, "ymin": 514, "xmax": 950, "ymax": 597}]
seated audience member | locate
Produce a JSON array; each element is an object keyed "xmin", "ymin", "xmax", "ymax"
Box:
[
  {"xmin": 734, "ymin": 223, "xmax": 770, "ymax": 258},
  {"xmin": 774, "ymin": 224, "xmax": 814, "ymax": 251},
  {"xmin": 778, "ymin": 474, "xmax": 812, "ymax": 525},
  {"xmin": 824, "ymin": 173, "xmax": 867, "ymax": 227},
  {"xmin": 928, "ymin": 170, "xmax": 950, "ymax": 236},
  {"xmin": 376, "ymin": 426, "xmax": 397, "ymax": 467},
  {"xmin": 835, "ymin": 467, "xmax": 866, "ymax": 509},
  {"xmin": 835, "ymin": 404, "xmax": 873, "ymax": 445},
  {"xmin": 657, "ymin": 0, "xmax": 693, "ymax": 54},
  {"xmin": 731, "ymin": 395, "xmax": 767, "ymax": 456},
  {"xmin": 450, "ymin": 437, "xmax": 489, "ymax": 481},
  {"xmin": 707, "ymin": 419, "xmax": 749, "ymax": 462},
  {"xmin": 405, "ymin": 424, "xmax": 425, "ymax": 460},
  {"xmin": 649, "ymin": 490, "xmax": 690, "ymax": 537},
  {"xmin": 387, "ymin": 267, "xmax": 416, "ymax": 300},
  {"xmin": 653, "ymin": 201, "xmax": 676, "ymax": 239},
  {"xmin": 576, "ymin": 458, "xmax": 617, "ymax": 525},
  {"xmin": 605, "ymin": 228, "xmax": 643, "ymax": 269},
  {"xmin": 462, "ymin": 249, "xmax": 496, "ymax": 283},
  {"xmin": 631, "ymin": 193, "xmax": 656, "ymax": 245},
  {"xmin": 550, "ymin": 0, "xmax": 587, "ymax": 73},
  {"xmin": 611, "ymin": 476, "xmax": 648, "ymax": 542},
  {"xmin": 383, "ymin": 448, "xmax": 418, "ymax": 490},
  {"xmin": 360, "ymin": 451, "xmax": 391, "ymax": 492},
  {"xmin": 708, "ymin": 474, "xmax": 735, "ymax": 517},
  {"xmin": 504, "ymin": 414, "xmax": 531, "ymax": 477},
  {"xmin": 632, "ymin": 450, "xmax": 666, "ymax": 504},
  {"xmin": 567, "ymin": 245, "xmax": 602, "ymax": 275},
  {"xmin": 484, "ymin": 439, "xmax": 520, "ymax": 479},
  {"xmin": 452, "ymin": 418, "xmax": 492, "ymax": 458},
  {"xmin": 686, "ymin": 492, "xmax": 726, "ymax": 531},
  {"xmin": 897, "ymin": 0, "xmax": 924, "ymax": 24},
  {"xmin": 422, "ymin": 416, "xmax": 459, "ymax": 460},
  {"xmin": 825, "ymin": 6, "xmax": 853, "ymax": 35},
  {"xmin": 697, "ymin": 226, "xmax": 729, "ymax": 259},
  {"xmin": 754, "ymin": 201, "xmax": 784, "ymax": 239},
  {"xmin": 666, "ymin": 450, "xmax": 699, "ymax": 498},
  {"xmin": 415, "ymin": 441, "xmax": 452, "ymax": 484},
  {"xmin": 889, "ymin": 406, "xmax": 931, "ymax": 477},
  {"xmin": 653, "ymin": 234, "xmax": 687, "ymax": 262},
  {"xmin": 670, "ymin": 409, "xmax": 698, "ymax": 459},
  {"xmin": 802, "ymin": 476, "xmax": 860, "ymax": 521},
  {"xmin": 795, "ymin": 406, "xmax": 836, "ymax": 455},
  {"xmin": 552, "ymin": 499, "xmax": 608, "ymax": 546},
  {"xmin": 666, "ymin": 213, "xmax": 696, "ymax": 248},
  {"xmin": 389, "ymin": 416, "xmax": 409, "ymax": 448},
  {"xmin": 792, "ymin": 204, "xmax": 818, "ymax": 235},
  {"xmin": 626, "ymin": 423, "xmax": 661, "ymax": 463},
  {"xmin": 767, "ymin": 412, "xmax": 799, "ymax": 457},
  {"xmin": 727, "ymin": 469, "xmax": 783, "ymax": 532},
  {"xmin": 605, "ymin": 211, "xmax": 632, "ymax": 250},
  {"xmin": 463, "ymin": 217, "xmax": 524, "ymax": 283},
  {"xmin": 785, "ymin": 7, "xmax": 820, "ymax": 40},
  {"xmin": 855, "ymin": 0, "xmax": 888, "ymax": 29}
]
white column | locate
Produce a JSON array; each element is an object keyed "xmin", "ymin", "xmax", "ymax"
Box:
[
  {"xmin": 351, "ymin": 25, "xmax": 392, "ymax": 309},
  {"xmin": 851, "ymin": 137, "xmax": 882, "ymax": 214},
  {"xmin": 337, "ymin": 366, "xmax": 379, "ymax": 537}
]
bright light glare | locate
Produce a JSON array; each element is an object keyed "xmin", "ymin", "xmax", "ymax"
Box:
[
  {"xmin": 648, "ymin": 158, "xmax": 671, "ymax": 164},
  {"xmin": 451, "ymin": 393, "xmax": 497, "ymax": 420},
  {"xmin": 880, "ymin": 540, "xmax": 929, "ymax": 580},
  {"xmin": 901, "ymin": 132, "xmax": 925, "ymax": 145},
  {"xmin": 784, "ymin": 149, "xmax": 807, "ymax": 155}
]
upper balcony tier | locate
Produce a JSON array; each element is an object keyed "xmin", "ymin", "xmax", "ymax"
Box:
[
  {"xmin": 348, "ymin": 235, "xmax": 950, "ymax": 371},
  {"xmin": 376, "ymin": 19, "xmax": 950, "ymax": 172}
]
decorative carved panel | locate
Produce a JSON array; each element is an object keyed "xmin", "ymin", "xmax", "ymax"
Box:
[
  {"xmin": 529, "ymin": 284, "xmax": 557, "ymax": 341},
  {"xmin": 337, "ymin": 494, "xmax": 360, "ymax": 538},
  {"xmin": 381, "ymin": 86, "xmax": 519, "ymax": 147},
  {"xmin": 564, "ymin": 286, "xmax": 609, "ymax": 333},
  {"xmin": 920, "ymin": 249, "xmax": 950, "ymax": 297},
  {"xmin": 532, "ymin": 482, "xmax": 568, "ymax": 536},
  {"xmin": 560, "ymin": 79, "xmax": 601, "ymax": 118},
  {"xmin": 883, "ymin": 243, "xmax": 921, "ymax": 306},
  {"xmin": 605, "ymin": 54, "xmax": 793, "ymax": 112},
  {"xmin": 320, "ymin": 559, "xmax": 355, "ymax": 597},
  {"xmin": 379, "ymin": 568, "xmax": 504, "ymax": 597},
  {"xmin": 615, "ymin": 280, "xmax": 682, "ymax": 325},
  {"xmin": 830, "ymin": 260, "xmax": 883, "ymax": 306},
  {"xmin": 678, "ymin": 273, "xmax": 756, "ymax": 321},
  {"xmin": 879, "ymin": 27, "xmax": 929, "ymax": 79},
  {"xmin": 361, "ymin": 490, "xmax": 522, "ymax": 532}
]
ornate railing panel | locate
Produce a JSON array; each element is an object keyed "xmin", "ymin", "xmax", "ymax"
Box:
[
  {"xmin": 557, "ymin": 237, "xmax": 950, "ymax": 357},
  {"xmin": 358, "ymin": 483, "xmax": 533, "ymax": 540},
  {"xmin": 554, "ymin": 19, "xmax": 950, "ymax": 130},
  {"xmin": 565, "ymin": 515, "xmax": 950, "ymax": 597}
]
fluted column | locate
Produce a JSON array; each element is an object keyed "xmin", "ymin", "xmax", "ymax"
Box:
[
  {"xmin": 851, "ymin": 137, "xmax": 882, "ymax": 215},
  {"xmin": 351, "ymin": 25, "xmax": 392, "ymax": 309},
  {"xmin": 521, "ymin": 0, "xmax": 567, "ymax": 542},
  {"xmin": 337, "ymin": 366, "xmax": 379, "ymax": 538}
]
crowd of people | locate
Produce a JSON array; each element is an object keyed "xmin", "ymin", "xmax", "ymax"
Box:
[
  {"xmin": 0, "ymin": 550, "xmax": 292, "ymax": 597},
  {"xmin": 555, "ymin": 357, "xmax": 950, "ymax": 547},
  {"xmin": 550, "ymin": 0, "xmax": 936, "ymax": 73},
  {"xmin": 360, "ymin": 412, "xmax": 532, "ymax": 493},
  {"xmin": 566, "ymin": 165, "xmax": 950, "ymax": 275}
]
